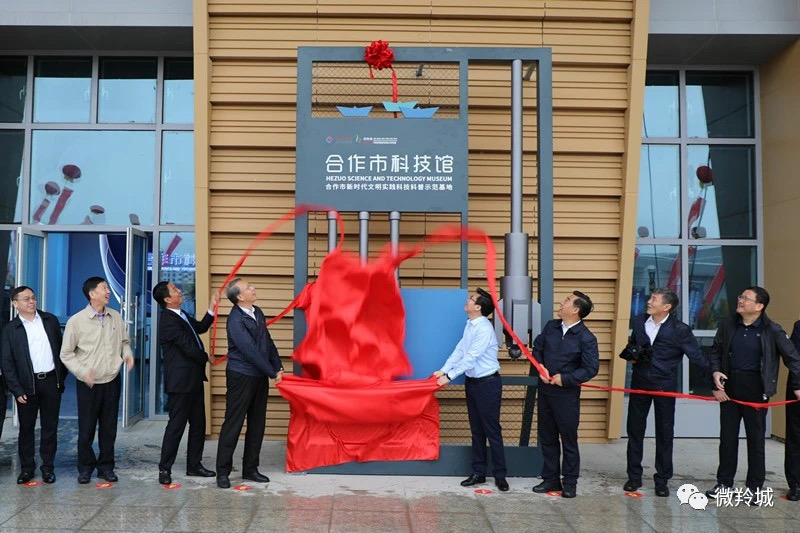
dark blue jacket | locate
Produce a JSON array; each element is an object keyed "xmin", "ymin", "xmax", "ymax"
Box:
[
  {"xmin": 533, "ymin": 319, "xmax": 599, "ymax": 395},
  {"xmin": 225, "ymin": 305, "xmax": 283, "ymax": 378},
  {"xmin": 629, "ymin": 313, "xmax": 710, "ymax": 391}
]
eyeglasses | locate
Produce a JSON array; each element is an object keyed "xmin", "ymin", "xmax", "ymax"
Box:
[
  {"xmin": 737, "ymin": 294, "xmax": 757, "ymax": 303},
  {"xmin": 468, "ymin": 296, "xmax": 477, "ymax": 303},
  {"xmin": 14, "ymin": 296, "xmax": 37, "ymax": 303}
]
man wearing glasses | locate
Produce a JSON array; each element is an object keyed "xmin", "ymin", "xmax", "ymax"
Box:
[{"xmin": 706, "ymin": 286, "xmax": 800, "ymax": 499}]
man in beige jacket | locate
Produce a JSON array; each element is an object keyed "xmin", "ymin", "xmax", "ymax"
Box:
[{"xmin": 61, "ymin": 276, "xmax": 133, "ymax": 484}]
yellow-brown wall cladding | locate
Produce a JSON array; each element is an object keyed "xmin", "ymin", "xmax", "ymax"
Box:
[{"xmin": 194, "ymin": 0, "xmax": 649, "ymax": 442}]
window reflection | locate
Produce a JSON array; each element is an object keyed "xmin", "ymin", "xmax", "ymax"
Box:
[
  {"xmin": 687, "ymin": 72, "xmax": 754, "ymax": 138},
  {"xmin": 1, "ymin": 230, "xmax": 16, "ymax": 328},
  {"xmin": 688, "ymin": 245, "xmax": 756, "ymax": 330},
  {"xmin": 631, "ymin": 245, "xmax": 682, "ymax": 320},
  {"xmin": 642, "ymin": 71, "xmax": 678, "ymax": 138},
  {"xmin": 34, "ymin": 57, "xmax": 92, "ymax": 123},
  {"xmin": 0, "ymin": 57, "xmax": 27, "ymax": 122},
  {"xmin": 30, "ymin": 130, "xmax": 155, "ymax": 225},
  {"xmin": 687, "ymin": 145, "xmax": 755, "ymax": 239},
  {"xmin": 164, "ymin": 58, "xmax": 193, "ymax": 124},
  {"xmin": 98, "ymin": 57, "xmax": 157, "ymax": 123},
  {"xmin": 161, "ymin": 131, "xmax": 194, "ymax": 224},
  {"xmin": 637, "ymin": 145, "xmax": 680, "ymax": 238},
  {"xmin": 0, "ymin": 130, "xmax": 24, "ymax": 223}
]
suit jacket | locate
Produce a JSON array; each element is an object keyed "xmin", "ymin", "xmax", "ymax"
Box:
[
  {"xmin": 159, "ymin": 307, "xmax": 214, "ymax": 394},
  {"xmin": 225, "ymin": 305, "xmax": 282, "ymax": 378},
  {"xmin": 533, "ymin": 319, "xmax": 599, "ymax": 396},
  {"xmin": 1, "ymin": 310, "xmax": 67, "ymax": 398}
]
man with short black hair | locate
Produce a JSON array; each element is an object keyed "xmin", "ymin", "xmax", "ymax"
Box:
[
  {"xmin": 153, "ymin": 281, "xmax": 219, "ymax": 485},
  {"xmin": 532, "ymin": 291, "xmax": 599, "ymax": 498},
  {"xmin": 623, "ymin": 288, "xmax": 710, "ymax": 497},
  {"xmin": 435, "ymin": 288, "xmax": 508, "ymax": 491},
  {"xmin": 1, "ymin": 286, "xmax": 66, "ymax": 484},
  {"xmin": 61, "ymin": 276, "xmax": 133, "ymax": 484},
  {"xmin": 706, "ymin": 286, "xmax": 800, "ymax": 498}
]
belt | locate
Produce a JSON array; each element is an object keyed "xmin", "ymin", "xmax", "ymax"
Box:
[
  {"xmin": 35, "ymin": 370, "xmax": 56, "ymax": 380},
  {"xmin": 465, "ymin": 371, "xmax": 500, "ymax": 383},
  {"xmin": 729, "ymin": 368, "xmax": 760, "ymax": 376}
]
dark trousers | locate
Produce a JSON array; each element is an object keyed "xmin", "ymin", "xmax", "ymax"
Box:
[
  {"xmin": 76, "ymin": 374, "xmax": 121, "ymax": 476},
  {"xmin": 785, "ymin": 378, "xmax": 800, "ymax": 489},
  {"xmin": 538, "ymin": 390, "xmax": 581, "ymax": 487},
  {"xmin": 465, "ymin": 374, "xmax": 506, "ymax": 478},
  {"xmin": 159, "ymin": 389, "xmax": 207, "ymax": 472},
  {"xmin": 17, "ymin": 372, "xmax": 61, "ymax": 473},
  {"xmin": 0, "ymin": 378, "xmax": 6, "ymax": 441},
  {"xmin": 717, "ymin": 371, "xmax": 767, "ymax": 489},
  {"xmin": 215, "ymin": 370, "xmax": 268, "ymax": 477},
  {"xmin": 626, "ymin": 387, "xmax": 676, "ymax": 485}
]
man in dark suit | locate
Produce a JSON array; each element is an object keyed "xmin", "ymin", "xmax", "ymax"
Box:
[
  {"xmin": 0, "ymin": 286, "xmax": 66, "ymax": 484},
  {"xmin": 623, "ymin": 288, "xmax": 710, "ymax": 497},
  {"xmin": 215, "ymin": 277, "xmax": 283, "ymax": 489},
  {"xmin": 153, "ymin": 281, "xmax": 219, "ymax": 485}
]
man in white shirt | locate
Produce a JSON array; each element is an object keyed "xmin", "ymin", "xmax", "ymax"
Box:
[
  {"xmin": 435, "ymin": 288, "xmax": 508, "ymax": 492},
  {"xmin": 0, "ymin": 286, "xmax": 67, "ymax": 484}
]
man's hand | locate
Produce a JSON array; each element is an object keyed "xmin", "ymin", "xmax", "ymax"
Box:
[
  {"xmin": 713, "ymin": 371, "xmax": 728, "ymax": 391},
  {"xmin": 433, "ymin": 370, "xmax": 445, "ymax": 378},
  {"xmin": 275, "ymin": 370, "xmax": 284, "ymax": 384},
  {"xmin": 209, "ymin": 292, "xmax": 220, "ymax": 310},
  {"xmin": 794, "ymin": 389, "xmax": 800, "ymax": 401},
  {"xmin": 436, "ymin": 375, "xmax": 451, "ymax": 387},
  {"xmin": 550, "ymin": 374, "xmax": 563, "ymax": 387},
  {"xmin": 712, "ymin": 389, "xmax": 729, "ymax": 402},
  {"xmin": 85, "ymin": 368, "xmax": 96, "ymax": 388},
  {"xmin": 124, "ymin": 355, "xmax": 134, "ymax": 371},
  {"xmin": 17, "ymin": 395, "xmax": 27, "ymax": 404}
]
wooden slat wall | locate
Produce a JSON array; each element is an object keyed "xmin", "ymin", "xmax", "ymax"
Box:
[{"xmin": 195, "ymin": 0, "xmax": 645, "ymax": 444}]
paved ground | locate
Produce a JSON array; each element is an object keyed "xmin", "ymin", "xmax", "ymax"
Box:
[{"xmin": 0, "ymin": 418, "xmax": 798, "ymax": 532}]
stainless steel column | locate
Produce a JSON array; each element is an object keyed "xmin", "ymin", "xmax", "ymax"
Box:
[
  {"xmin": 358, "ymin": 211, "xmax": 369, "ymax": 265},
  {"xmin": 390, "ymin": 211, "xmax": 400, "ymax": 280},
  {"xmin": 327, "ymin": 210, "xmax": 337, "ymax": 252}
]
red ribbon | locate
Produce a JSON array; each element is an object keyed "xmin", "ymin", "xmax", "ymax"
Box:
[{"xmin": 364, "ymin": 40, "xmax": 399, "ymax": 116}]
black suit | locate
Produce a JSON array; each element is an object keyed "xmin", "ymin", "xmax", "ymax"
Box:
[
  {"xmin": 0, "ymin": 311, "xmax": 66, "ymax": 473},
  {"xmin": 157, "ymin": 307, "xmax": 214, "ymax": 473}
]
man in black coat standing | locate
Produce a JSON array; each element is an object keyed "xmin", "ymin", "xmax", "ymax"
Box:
[
  {"xmin": 153, "ymin": 281, "xmax": 219, "ymax": 485},
  {"xmin": 0, "ymin": 286, "xmax": 66, "ymax": 484},
  {"xmin": 215, "ymin": 277, "xmax": 283, "ymax": 489},
  {"xmin": 623, "ymin": 288, "xmax": 710, "ymax": 497},
  {"xmin": 785, "ymin": 320, "xmax": 800, "ymax": 501}
]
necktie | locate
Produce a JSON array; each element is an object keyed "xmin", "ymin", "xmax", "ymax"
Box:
[{"xmin": 179, "ymin": 311, "xmax": 203, "ymax": 349}]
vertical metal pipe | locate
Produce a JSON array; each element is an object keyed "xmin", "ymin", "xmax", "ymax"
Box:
[
  {"xmin": 327, "ymin": 210, "xmax": 337, "ymax": 252},
  {"xmin": 511, "ymin": 59, "xmax": 523, "ymax": 234},
  {"xmin": 390, "ymin": 211, "xmax": 400, "ymax": 281},
  {"xmin": 358, "ymin": 211, "xmax": 369, "ymax": 265}
]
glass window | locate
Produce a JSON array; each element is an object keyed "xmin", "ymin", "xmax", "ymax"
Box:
[
  {"xmin": 688, "ymin": 245, "xmax": 756, "ymax": 330},
  {"xmin": 1, "ymin": 230, "xmax": 16, "ymax": 329},
  {"xmin": 164, "ymin": 58, "xmax": 193, "ymax": 124},
  {"xmin": 642, "ymin": 71, "xmax": 678, "ymax": 138},
  {"xmin": 33, "ymin": 57, "xmax": 92, "ymax": 123},
  {"xmin": 98, "ymin": 57, "xmax": 157, "ymax": 123},
  {"xmin": 631, "ymin": 245, "xmax": 682, "ymax": 320},
  {"xmin": 687, "ymin": 72, "xmax": 754, "ymax": 138},
  {"xmin": 0, "ymin": 130, "xmax": 24, "ymax": 223},
  {"xmin": 0, "ymin": 57, "xmax": 27, "ymax": 123},
  {"xmin": 687, "ymin": 145, "xmax": 755, "ymax": 239},
  {"xmin": 156, "ymin": 231, "xmax": 196, "ymax": 413},
  {"xmin": 637, "ymin": 145, "xmax": 680, "ymax": 238},
  {"xmin": 30, "ymin": 130, "xmax": 156, "ymax": 225},
  {"xmin": 160, "ymin": 131, "xmax": 194, "ymax": 224}
]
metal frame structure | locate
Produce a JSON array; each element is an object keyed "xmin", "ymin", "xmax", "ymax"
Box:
[{"xmin": 0, "ymin": 52, "xmax": 194, "ymax": 422}]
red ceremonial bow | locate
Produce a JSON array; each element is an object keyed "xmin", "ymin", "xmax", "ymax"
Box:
[{"xmin": 364, "ymin": 40, "xmax": 399, "ymax": 114}]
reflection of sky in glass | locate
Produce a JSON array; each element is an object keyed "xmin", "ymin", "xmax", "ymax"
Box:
[
  {"xmin": 30, "ymin": 130, "xmax": 155, "ymax": 225},
  {"xmin": 164, "ymin": 79, "xmax": 194, "ymax": 124},
  {"xmin": 161, "ymin": 132, "xmax": 194, "ymax": 224},
  {"xmin": 642, "ymin": 85, "xmax": 678, "ymax": 137},
  {"xmin": 637, "ymin": 145, "xmax": 679, "ymax": 238},
  {"xmin": 34, "ymin": 78, "xmax": 90, "ymax": 123},
  {"xmin": 686, "ymin": 86, "xmax": 709, "ymax": 138},
  {"xmin": 99, "ymin": 80, "xmax": 156, "ymax": 123}
]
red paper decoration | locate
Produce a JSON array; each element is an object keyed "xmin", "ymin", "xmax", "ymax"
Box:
[{"xmin": 364, "ymin": 40, "xmax": 399, "ymax": 107}]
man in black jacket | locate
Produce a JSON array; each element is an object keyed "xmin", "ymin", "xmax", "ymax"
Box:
[
  {"xmin": 215, "ymin": 277, "xmax": 283, "ymax": 489},
  {"xmin": 0, "ymin": 286, "xmax": 66, "ymax": 484},
  {"xmin": 785, "ymin": 321, "xmax": 800, "ymax": 501},
  {"xmin": 153, "ymin": 281, "xmax": 219, "ymax": 485},
  {"xmin": 706, "ymin": 286, "xmax": 800, "ymax": 498},
  {"xmin": 623, "ymin": 288, "xmax": 710, "ymax": 497},
  {"xmin": 531, "ymin": 291, "xmax": 599, "ymax": 498}
]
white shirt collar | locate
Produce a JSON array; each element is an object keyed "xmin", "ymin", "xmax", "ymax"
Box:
[
  {"xmin": 168, "ymin": 307, "xmax": 183, "ymax": 316},
  {"xmin": 19, "ymin": 312, "xmax": 40, "ymax": 324},
  {"xmin": 562, "ymin": 319, "xmax": 581, "ymax": 332},
  {"xmin": 646, "ymin": 314, "xmax": 669, "ymax": 326}
]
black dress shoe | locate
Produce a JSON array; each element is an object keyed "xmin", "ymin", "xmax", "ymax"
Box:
[
  {"xmin": 77, "ymin": 473, "xmax": 92, "ymax": 484},
  {"xmin": 623, "ymin": 479, "xmax": 642, "ymax": 492},
  {"xmin": 242, "ymin": 470, "xmax": 270, "ymax": 483},
  {"xmin": 787, "ymin": 487, "xmax": 800, "ymax": 501},
  {"xmin": 42, "ymin": 471, "xmax": 56, "ymax": 484},
  {"xmin": 532, "ymin": 480, "xmax": 562, "ymax": 493},
  {"xmin": 655, "ymin": 484, "xmax": 669, "ymax": 497},
  {"xmin": 159, "ymin": 470, "xmax": 172, "ymax": 485},
  {"xmin": 561, "ymin": 486, "xmax": 577, "ymax": 498},
  {"xmin": 495, "ymin": 478, "xmax": 509, "ymax": 492},
  {"xmin": 217, "ymin": 476, "xmax": 231, "ymax": 489},
  {"xmin": 98, "ymin": 471, "xmax": 118, "ymax": 483},
  {"xmin": 186, "ymin": 465, "xmax": 216, "ymax": 477},
  {"xmin": 706, "ymin": 483, "xmax": 732, "ymax": 499},
  {"xmin": 16, "ymin": 471, "xmax": 34, "ymax": 484},
  {"xmin": 460, "ymin": 474, "xmax": 486, "ymax": 487}
]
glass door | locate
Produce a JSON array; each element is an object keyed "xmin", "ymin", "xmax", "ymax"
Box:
[{"xmin": 121, "ymin": 227, "xmax": 148, "ymax": 427}]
